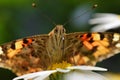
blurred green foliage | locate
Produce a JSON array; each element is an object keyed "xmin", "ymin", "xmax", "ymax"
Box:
[
  {"xmin": 0, "ymin": 0, "xmax": 97, "ymax": 43},
  {"xmin": 0, "ymin": 0, "xmax": 120, "ymax": 80}
]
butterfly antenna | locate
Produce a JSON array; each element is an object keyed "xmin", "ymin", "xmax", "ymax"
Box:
[
  {"xmin": 63, "ymin": 4, "xmax": 98, "ymax": 26},
  {"xmin": 32, "ymin": 1, "xmax": 57, "ymax": 26},
  {"xmin": 31, "ymin": 1, "xmax": 57, "ymax": 66}
]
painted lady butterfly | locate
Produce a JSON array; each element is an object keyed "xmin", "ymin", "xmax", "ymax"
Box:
[{"xmin": 0, "ymin": 25, "xmax": 120, "ymax": 76}]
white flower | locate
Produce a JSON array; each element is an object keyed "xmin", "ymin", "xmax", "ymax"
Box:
[
  {"xmin": 13, "ymin": 66, "xmax": 107, "ymax": 80},
  {"xmin": 89, "ymin": 13, "xmax": 120, "ymax": 32}
]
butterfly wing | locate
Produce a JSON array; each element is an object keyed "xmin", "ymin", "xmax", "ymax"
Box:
[
  {"xmin": 65, "ymin": 32, "xmax": 120, "ymax": 66},
  {"xmin": 0, "ymin": 34, "xmax": 50, "ymax": 76},
  {"xmin": 0, "ymin": 25, "xmax": 66, "ymax": 76},
  {"xmin": 1, "ymin": 25, "xmax": 120, "ymax": 76}
]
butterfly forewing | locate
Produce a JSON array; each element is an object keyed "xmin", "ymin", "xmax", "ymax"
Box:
[
  {"xmin": 0, "ymin": 34, "xmax": 50, "ymax": 75},
  {"xmin": 65, "ymin": 32, "xmax": 120, "ymax": 65}
]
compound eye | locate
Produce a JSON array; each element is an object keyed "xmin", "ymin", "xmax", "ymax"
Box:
[{"xmin": 54, "ymin": 28, "xmax": 58, "ymax": 33}]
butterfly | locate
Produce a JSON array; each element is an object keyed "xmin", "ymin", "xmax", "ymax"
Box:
[{"xmin": 0, "ymin": 25, "xmax": 120, "ymax": 76}]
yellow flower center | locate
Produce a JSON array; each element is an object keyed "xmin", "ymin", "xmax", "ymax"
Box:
[{"xmin": 48, "ymin": 61, "xmax": 72, "ymax": 70}]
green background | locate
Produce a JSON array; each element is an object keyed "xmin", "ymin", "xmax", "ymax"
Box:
[{"xmin": 0, "ymin": 0, "xmax": 120, "ymax": 80}]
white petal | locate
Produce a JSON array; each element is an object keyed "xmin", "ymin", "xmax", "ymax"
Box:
[
  {"xmin": 33, "ymin": 76, "xmax": 49, "ymax": 80},
  {"xmin": 89, "ymin": 13, "xmax": 120, "ymax": 25},
  {"xmin": 67, "ymin": 66, "xmax": 107, "ymax": 71},
  {"xmin": 56, "ymin": 68, "xmax": 70, "ymax": 73},
  {"xmin": 12, "ymin": 66, "xmax": 107, "ymax": 80},
  {"xmin": 89, "ymin": 13, "xmax": 120, "ymax": 32},
  {"xmin": 13, "ymin": 70, "xmax": 57, "ymax": 80},
  {"xmin": 89, "ymin": 17, "xmax": 118, "ymax": 24},
  {"xmin": 91, "ymin": 21, "xmax": 120, "ymax": 32},
  {"xmin": 63, "ymin": 70, "xmax": 107, "ymax": 80}
]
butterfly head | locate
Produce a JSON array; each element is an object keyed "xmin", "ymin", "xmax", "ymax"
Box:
[{"xmin": 49, "ymin": 25, "xmax": 66, "ymax": 36}]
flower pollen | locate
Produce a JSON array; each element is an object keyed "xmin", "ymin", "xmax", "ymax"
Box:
[{"xmin": 48, "ymin": 61, "xmax": 72, "ymax": 70}]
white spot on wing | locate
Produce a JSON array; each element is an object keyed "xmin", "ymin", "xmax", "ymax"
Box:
[
  {"xmin": 115, "ymin": 43, "xmax": 120, "ymax": 48},
  {"xmin": 0, "ymin": 46, "xmax": 3, "ymax": 55},
  {"xmin": 113, "ymin": 33, "xmax": 120, "ymax": 41},
  {"xmin": 62, "ymin": 37, "xmax": 65, "ymax": 40}
]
